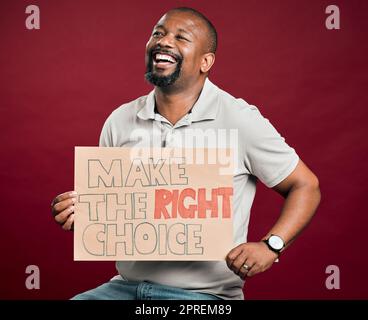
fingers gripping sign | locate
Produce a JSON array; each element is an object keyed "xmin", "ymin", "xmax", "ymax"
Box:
[{"xmin": 51, "ymin": 191, "xmax": 78, "ymax": 231}]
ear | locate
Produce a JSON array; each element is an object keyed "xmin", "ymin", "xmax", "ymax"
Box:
[{"xmin": 200, "ymin": 53, "xmax": 216, "ymax": 73}]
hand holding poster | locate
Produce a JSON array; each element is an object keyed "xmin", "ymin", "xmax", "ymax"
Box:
[{"xmin": 74, "ymin": 147, "xmax": 234, "ymax": 261}]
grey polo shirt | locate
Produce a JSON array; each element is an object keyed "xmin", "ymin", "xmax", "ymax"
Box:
[{"xmin": 99, "ymin": 78, "xmax": 299, "ymax": 300}]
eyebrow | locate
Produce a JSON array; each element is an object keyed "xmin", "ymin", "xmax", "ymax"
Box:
[{"xmin": 177, "ymin": 28, "xmax": 193, "ymax": 36}]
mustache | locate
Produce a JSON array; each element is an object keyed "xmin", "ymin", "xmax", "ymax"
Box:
[{"xmin": 149, "ymin": 47, "xmax": 183, "ymax": 62}]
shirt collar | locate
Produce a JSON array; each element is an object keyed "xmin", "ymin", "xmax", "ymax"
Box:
[{"xmin": 137, "ymin": 78, "xmax": 220, "ymax": 122}]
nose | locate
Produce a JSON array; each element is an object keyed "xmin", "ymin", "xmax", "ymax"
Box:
[{"xmin": 156, "ymin": 33, "xmax": 174, "ymax": 48}]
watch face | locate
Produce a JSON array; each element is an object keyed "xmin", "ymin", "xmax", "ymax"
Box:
[{"xmin": 268, "ymin": 235, "xmax": 284, "ymax": 250}]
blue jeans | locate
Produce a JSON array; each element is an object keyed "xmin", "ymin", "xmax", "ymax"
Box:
[{"xmin": 72, "ymin": 279, "xmax": 223, "ymax": 300}]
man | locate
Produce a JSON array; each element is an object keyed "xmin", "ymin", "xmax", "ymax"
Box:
[{"xmin": 51, "ymin": 7, "xmax": 321, "ymax": 300}]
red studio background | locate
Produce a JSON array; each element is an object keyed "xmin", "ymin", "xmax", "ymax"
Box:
[{"xmin": 0, "ymin": 0, "xmax": 367, "ymax": 300}]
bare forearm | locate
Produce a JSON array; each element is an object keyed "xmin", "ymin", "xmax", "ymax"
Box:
[
  {"xmin": 226, "ymin": 160, "xmax": 321, "ymax": 279},
  {"xmin": 262, "ymin": 182, "xmax": 321, "ymax": 248}
]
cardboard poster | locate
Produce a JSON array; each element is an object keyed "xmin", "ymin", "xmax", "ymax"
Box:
[{"xmin": 74, "ymin": 147, "xmax": 234, "ymax": 261}]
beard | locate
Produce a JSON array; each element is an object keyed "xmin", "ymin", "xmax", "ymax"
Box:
[{"xmin": 145, "ymin": 52, "xmax": 183, "ymax": 88}]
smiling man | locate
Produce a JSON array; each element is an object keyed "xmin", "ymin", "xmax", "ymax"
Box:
[
  {"xmin": 51, "ymin": 7, "xmax": 321, "ymax": 300},
  {"xmin": 144, "ymin": 8, "xmax": 217, "ymax": 125}
]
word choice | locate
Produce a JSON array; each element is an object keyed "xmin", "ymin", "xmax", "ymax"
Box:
[{"xmin": 83, "ymin": 222, "xmax": 203, "ymax": 256}]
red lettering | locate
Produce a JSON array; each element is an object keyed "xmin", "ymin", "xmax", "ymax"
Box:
[
  {"xmin": 217, "ymin": 187, "xmax": 233, "ymax": 218},
  {"xmin": 154, "ymin": 187, "xmax": 233, "ymax": 219},
  {"xmin": 197, "ymin": 188, "xmax": 218, "ymax": 218},
  {"xmin": 154, "ymin": 189, "xmax": 172, "ymax": 219},
  {"xmin": 178, "ymin": 188, "xmax": 196, "ymax": 218}
]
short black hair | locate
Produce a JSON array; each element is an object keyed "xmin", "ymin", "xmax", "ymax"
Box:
[{"xmin": 168, "ymin": 7, "xmax": 218, "ymax": 53}]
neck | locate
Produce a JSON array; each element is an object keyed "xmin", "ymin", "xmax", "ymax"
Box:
[{"xmin": 154, "ymin": 78, "xmax": 206, "ymax": 125}]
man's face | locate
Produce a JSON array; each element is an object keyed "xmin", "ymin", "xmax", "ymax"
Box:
[{"xmin": 145, "ymin": 11, "xmax": 208, "ymax": 88}]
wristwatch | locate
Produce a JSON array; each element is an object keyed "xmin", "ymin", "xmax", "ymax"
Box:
[{"xmin": 263, "ymin": 234, "xmax": 285, "ymax": 255}]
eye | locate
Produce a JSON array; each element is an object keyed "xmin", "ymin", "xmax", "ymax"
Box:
[
  {"xmin": 176, "ymin": 35, "xmax": 188, "ymax": 41},
  {"xmin": 152, "ymin": 31, "xmax": 163, "ymax": 37}
]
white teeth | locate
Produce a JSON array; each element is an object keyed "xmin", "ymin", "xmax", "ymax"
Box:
[{"xmin": 155, "ymin": 53, "xmax": 176, "ymax": 63}]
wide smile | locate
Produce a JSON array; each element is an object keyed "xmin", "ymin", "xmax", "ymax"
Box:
[{"xmin": 152, "ymin": 52, "xmax": 178, "ymax": 69}]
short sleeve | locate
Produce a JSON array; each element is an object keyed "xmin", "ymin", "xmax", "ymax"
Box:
[
  {"xmin": 242, "ymin": 106, "xmax": 299, "ymax": 188},
  {"xmin": 99, "ymin": 116, "xmax": 113, "ymax": 147}
]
